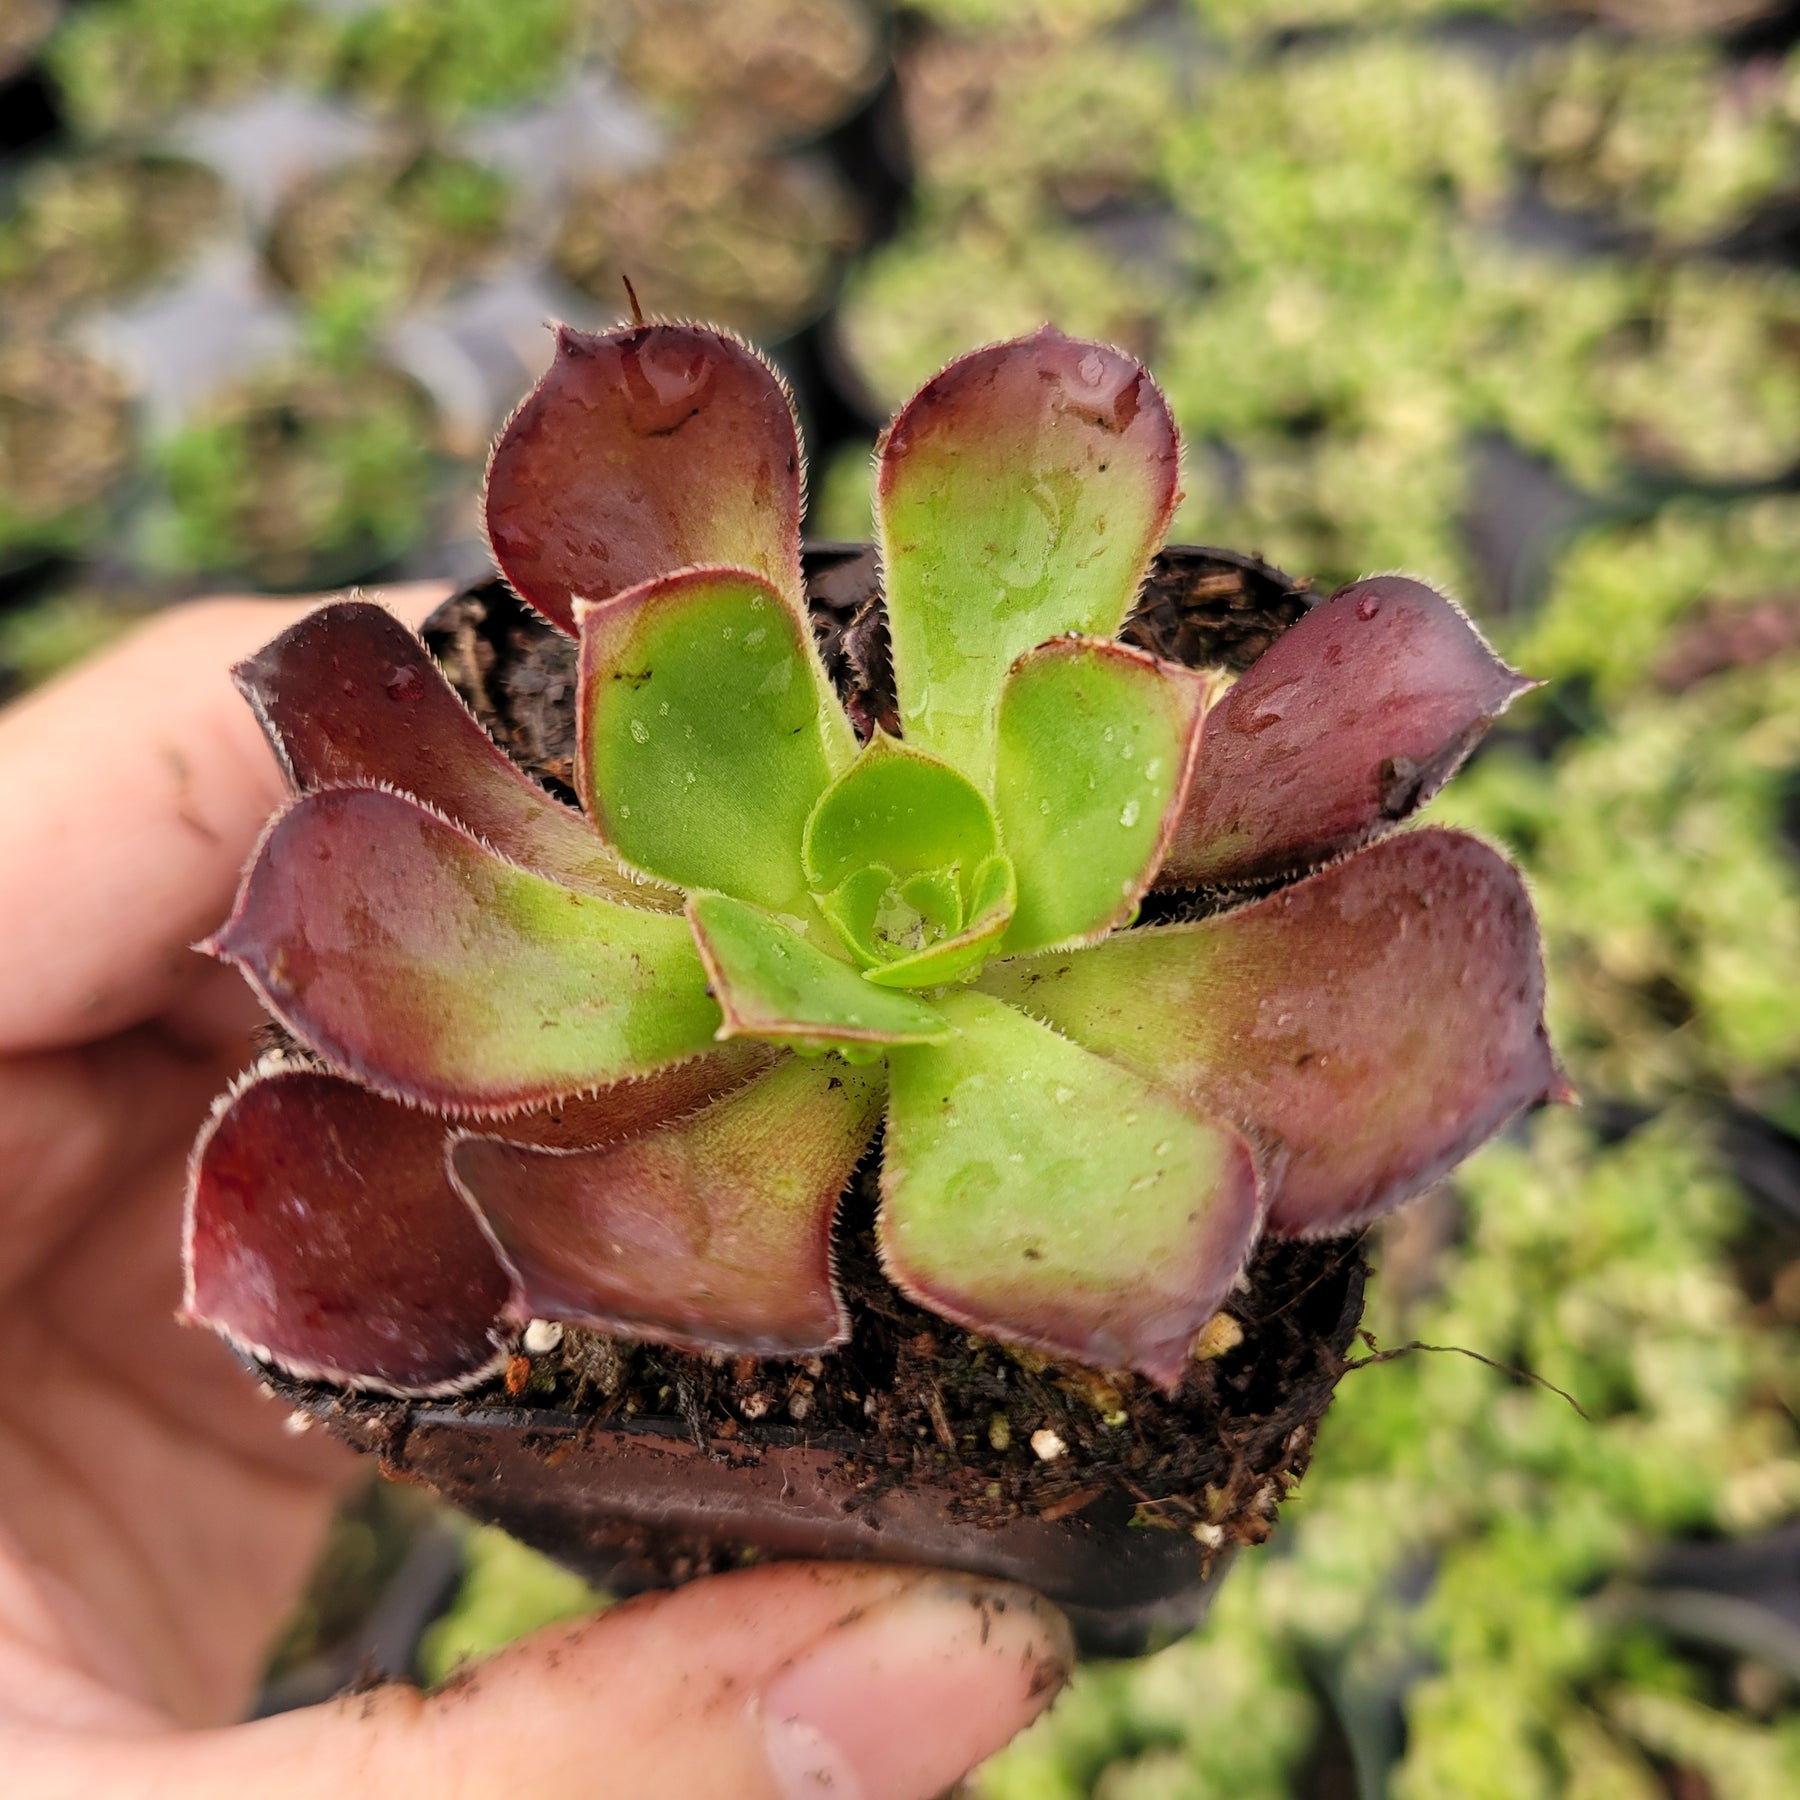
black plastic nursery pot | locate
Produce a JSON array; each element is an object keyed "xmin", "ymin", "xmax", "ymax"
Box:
[{"xmin": 253, "ymin": 544, "xmax": 1371, "ymax": 1660}]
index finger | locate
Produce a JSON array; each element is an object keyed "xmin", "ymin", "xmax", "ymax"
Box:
[{"xmin": 0, "ymin": 585, "xmax": 451, "ymax": 1055}]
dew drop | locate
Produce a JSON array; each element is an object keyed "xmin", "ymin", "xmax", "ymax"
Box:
[
  {"xmin": 629, "ymin": 719, "xmax": 650, "ymax": 744},
  {"xmin": 1102, "ymin": 725, "xmax": 1115, "ymax": 742},
  {"xmin": 658, "ymin": 700, "xmax": 669, "ymax": 715},
  {"xmin": 1356, "ymin": 595, "xmax": 1381, "ymax": 621},
  {"xmin": 1119, "ymin": 799, "xmax": 1141, "ymax": 827},
  {"xmin": 383, "ymin": 664, "xmax": 421, "ymax": 702},
  {"xmin": 1053, "ymin": 1085, "xmax": 1076, "ymax": 1106}
]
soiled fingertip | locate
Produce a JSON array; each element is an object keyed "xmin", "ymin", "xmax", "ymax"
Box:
[{"xmin": 759, "ymin": 1574, "xmax": 1073, "ymax": 1800}]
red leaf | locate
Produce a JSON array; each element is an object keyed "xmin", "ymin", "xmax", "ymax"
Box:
[
  {"xmin": 1160, "ymin": 577, "xmax": 1533, "ymax": 887},
  {"xmin": 484, "ymin": 322, "xmax": 804, "ymax": 634},
  {"xmin": 204, "ymin": 787, "xmax": 719, "ymax": 1114},
  {"xmin": 453, "ymin": 1057, "xmax": 882, "ymax": 1358},
  {"xmin": 984, "ymin": 828, "xmax": 1563, "ymax": 1236},
  {"xmin": 183, "ymin": 1068, "xmax": 514, "ymax": 1395},
  {"xmin": 235, "ymin": 599, "xmax": 662, "ymax": 905}
]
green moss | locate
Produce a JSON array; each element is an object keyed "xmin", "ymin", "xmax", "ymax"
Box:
[
  {"xmin": 911, "ymin": 0, "xmax": 1146, "ymax": 32},
  {"xmin": 1507, "ymin": 38, "xmax": 1800, "ymax": 244},
  {"xmin": 1185, "ymin": 0, "xmax": 1522, "ymax": 34},
  {"xmin": 552, "ymin": 148, "xmax": 858, "ymax": 341},
  {"xmin": 418, "ymin": 1526, "xmax": 607, "ymax": 1685},
  {"xmin": 1262, "ymin": 1114, "xmax": 1800, "ymax": 1799},
  {"xmin": 0, "ymin": 591, "xmax": 145, "ymax": 690},
  {"xmin": 267, "ymin": 152, "xmax": 513, "ymax": 326},
  {"xmin": 0, "ymin": 155, "xmax": 227, "ymax": 329},
  {"xmin": 1435, "ymin": 654, "xmax": 1800, "ymax": 1101},
  {"xmin": 0, "ymin": 343, "xmax": 132, "ymax": 557},
  {"xmin": 837, "ymin": 210, "xmax": 1175, "ymax": 410},
  {"xmin": 1513, "ymin": 497, "xmax": 1800, "ymax": 700},
  {"xmin": 330, "ymin": 0, "xmax": 579, "ymax": 121},
  {"xmin": 808, "ymin": 438, "xmax": 876, "ymax": 541},
  {"xmin": 982, "ymin": 1563, "xmax": 1317, "ymax": 1800},
  {"xmin": 903, "ymin": 33, "xmax": 1178, "ymax": 231},
  {"xmin": 148, "ymin": 362, "xmax": 437, "ymax": 587},
  {"xmin": 49, "ymin": 0, "xmax": 323, "ymax": 137}
]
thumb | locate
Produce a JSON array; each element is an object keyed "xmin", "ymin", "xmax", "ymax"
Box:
[{"xmin": 14, "ymin": 1563, "xmax": 1073, "ymax": 1800}]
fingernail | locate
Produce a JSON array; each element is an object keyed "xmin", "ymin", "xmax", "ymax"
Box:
[{"xmin": 759, "ymin": 1575, "xmax": 1073, "ymax": 1800}]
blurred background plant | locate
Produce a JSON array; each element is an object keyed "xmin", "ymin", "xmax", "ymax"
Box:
[{"xmin": 5, "ymin": 1, "xmax": 1800, "ymax": 1794}]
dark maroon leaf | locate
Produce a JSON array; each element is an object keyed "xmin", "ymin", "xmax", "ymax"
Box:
[
  {"xmin": 1159, "ymin": 577, "xmax": 1533, "ymax": 888},
  {"xmin": 484, "ymin": 322, "xmax": 805, "ymax": 634},
  {"xmin": 183, "ymin": 1068, "xmax": 515, "ymax": 1395},
  {"xmin": 235, "ymin": 599, "xmax": 661, "ymax": 904}
]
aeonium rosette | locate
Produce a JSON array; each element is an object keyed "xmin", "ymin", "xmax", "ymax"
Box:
[{"xmin": 183, "ymin": 321, "xmax": 1564, "ymax": 1398}]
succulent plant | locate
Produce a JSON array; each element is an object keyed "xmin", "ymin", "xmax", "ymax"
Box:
[{"xmin": 184, "ymin": 320, "xmax": 1562, "ymax": 1400}]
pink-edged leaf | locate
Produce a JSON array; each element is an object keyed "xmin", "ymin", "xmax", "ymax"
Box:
[
  {"xmin": 686, "ymin": 892, "xmax": 954, "ymax": 1053},
  {"xmin": 206, "ymin": 787, "xmax": 719, "ymax": 1114},
  {"xmin": 183, "ymin": 1067, "xmax": 514, "ymax": 1396},
  {"xmin": 982, "ymin": 828, "xmax": 1563, "ymax": 1236},
  {"xmin": 1160, "ymin": 576, "xmax": 1533, "ymax": 888},
  {"xmin": 501, "ymin": 1040, "xmax": 778, "ymax": 1151},
  {"xmin": 452, "ymin": 1056, "xmax": 884, "ymax": 1357},
  {"xmin": 876, "ymin": 327, "xmax": 1179, "ymax": 782},
  {"xmin": 235, "ymin": 599, "xmax": 667, "ymax": 906},
  {"xmin": 881, "ymin": 991, "xmax": 1264, "ymax": 1390},
  {"xmin": 484, "ymin": 322, "xmax": 804, "ymax": 634},
  {"xmin": 578, "ymin": 565, "xmax": 853, "ymax": 909}
]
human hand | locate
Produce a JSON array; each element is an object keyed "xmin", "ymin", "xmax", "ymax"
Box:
[{"xmin": 0, "ymin": 592, "xmax": 1071, "ymax": 1798}]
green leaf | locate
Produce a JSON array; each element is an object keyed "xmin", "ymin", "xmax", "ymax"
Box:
[
  {"xmin": 876, "ymin": 327, "xmax": 1179, "ymax": 782},
  {"xmin": 206, "ymin": 787, "xmax": 720, "ymax": 1113},
  {"xmin": 816, "ymin": 864, "xmax": 903, "ymax": 971},
  {"xmin": 453, "ymin": 1056, "xmax": 885, "ymax": 1357},
  {"xmin": 881, "ymin": 990, "xmax": 1262, "ymax": 1389},
  {"xmin": 686, "ymin": 891, "xmax": 953, "ymax": 1054},
  {"xmin": 864, "ymin": 853, "xmax": 1016, "ymax": 989},
  {"xmin": 579, "ymin": 565, "xmax": 855, "ymax": 911},
  {"xmin": 993, "ymin": 637, "xmax": 1206, "ymax": 955},
  {"xmin": 802, "ymin": 732, "xmax": 1016, "ymax": 983},
  {"xmin": 804, "ymin": 731, "xmax": 998, "ymax": 891}
]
